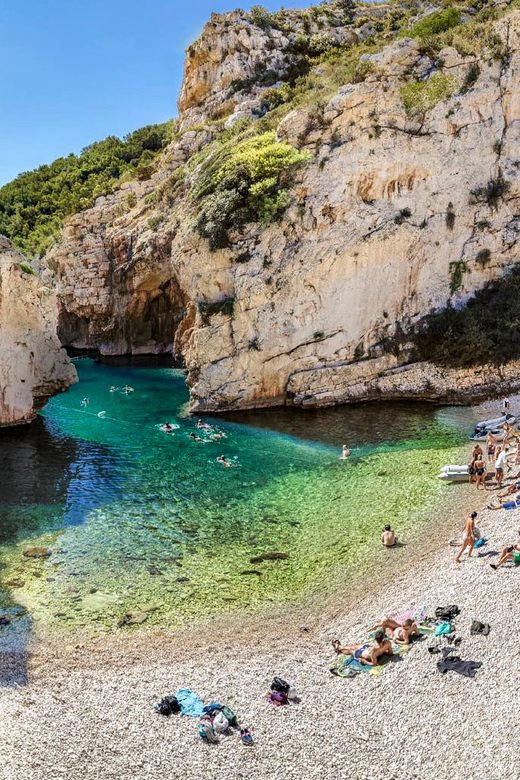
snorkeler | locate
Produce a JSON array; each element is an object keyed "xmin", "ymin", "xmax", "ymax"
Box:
[{"xmin": 122, "ymin": 385, "xmax": 134, "ymax": 395}]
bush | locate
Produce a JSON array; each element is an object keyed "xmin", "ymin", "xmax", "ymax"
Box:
[
  {"xmin": 407, "ymin": 8, "xmax": 461, "ymax": 39},
  {"xmin": 411, "ymin": 265, "xmax": 520, "ymax": 367},
  {"xmin": 470, "ymin": 176, "xmax": 511, "ymax": 211},
  {"xmin": 19, "ymin": 263, "xmax": 35, "ymax": 275},
  {"xmin": 446, "ymin": 202, "xmax": 456, "ymax": 230},
  {"xmin": 147, "ymin": 215, "xmax": 164, "ymax": 231},
  {"xmin": 198, "ymin": 296, "xmax": 235, "ymax": 325},
  {"xmin": 400, "ymin": 73, "xmax": 458, "ymax": 116},
  {"xmin": 476, "ymin": 248, "xmax": 491, "ymax": 266},
  {"xmin": 250, "ymin": 5, "xmax": 274, "ymax": 30},
  {"xmin": 192, "ymin": 132, "xmax": 310, "ymax": 249}
]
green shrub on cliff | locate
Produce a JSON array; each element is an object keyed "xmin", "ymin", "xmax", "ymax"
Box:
[
  {"xmin": 400, "ymin": 73, "xmax": 458, "ymax": 116},
  {"xmin": 411, "ymin": 265, "xmax": 520, "ymax": 367},
  {"xmin": 192, "ymin": 132, "xmax": 310, "ymax": 250},
  {"xmin": 0, "ymin": 121, "xmax": 172, "ymax": 258}
]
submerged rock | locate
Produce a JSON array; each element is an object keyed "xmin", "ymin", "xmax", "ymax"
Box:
[
  {"xmin": 23, "ymin": 546, "xmax": 52, "ymax": 559},
  {"xmin": 118, "ymin": 611, "xmax": 148, "ymax": 627}
]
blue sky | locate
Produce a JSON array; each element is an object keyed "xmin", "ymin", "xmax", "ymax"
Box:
[{"xmin": 0, "ymin": 0, "xmax": 311, "ymax": 186}]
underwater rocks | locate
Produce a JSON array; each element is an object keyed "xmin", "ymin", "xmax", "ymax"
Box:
[
  {"xmin": 249, "ymin": 552, "xmax": 290, "ymax": 563},
  {"xmin": 22, "ymin": 546, "xmax": 52, "ymax": 559}
]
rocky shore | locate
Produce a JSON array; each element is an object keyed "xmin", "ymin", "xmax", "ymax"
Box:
[{"xmin": 0, "ymin": 399, "xmax": 519, "ymax": 780}]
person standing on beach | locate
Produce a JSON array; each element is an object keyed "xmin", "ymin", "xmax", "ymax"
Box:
[
  {"xmin": 502, "ymin": 395, "xmax": 510, "ymax": 413},
  {"xmin": 486, "ymin": 431, "xmax": 497, "ymax": 465},
  {"xmin": 341, "ymin": 444, "xmax": 351, "ymax": 459},
  {"xmin": 455, "ymin": 511, "xmax": 477, "ymax": 564},
  {"xmin": 495, "ymin": 446, "xmax": 507, "ymax": 487},
  {"xmin": 470, "ymin": 443, "xmax": 483, "ymax": 483},
  {"xmin": 474, "ymin": 453, "xmax": 487, "ymax": 490}
]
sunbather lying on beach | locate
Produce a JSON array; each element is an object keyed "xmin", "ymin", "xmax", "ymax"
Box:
[
  {"xmin": 331, "ymin": 630, "xmax": 393, "ymax": 666},
  {"xmin": 367, "ymin": 617, "xmax": 420, "ymax": 645},
  {"xmin": 490, "ymin": 529, "xmax": 520, "ymax": 570}
]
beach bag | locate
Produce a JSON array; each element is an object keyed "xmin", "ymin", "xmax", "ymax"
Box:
[
  {"xmin": 271, "ymin": 677, "xmax": 290, "ymax": 694},
  {"xmin": 213, "ymin": 711, "xmax": 229, "ymax": 733},
  {"xmin": 154, "ymin": 695, "xmax": 180, "ymax": 716},
  {"xmin": 220, "ymin": 705, "xmax": 238, "ymax": 728},
  {"xmin": 435, "ymin": 605, "xmax": 460, "ymax": 621}
]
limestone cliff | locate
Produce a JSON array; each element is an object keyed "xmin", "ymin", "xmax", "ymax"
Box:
[
  {"xmin": 48, "ymin": 1, "xmax": 520, "ymax": 411},
  {"xmin": 0, "ymin": 237, "xmax": 77, "ymax": 426}
]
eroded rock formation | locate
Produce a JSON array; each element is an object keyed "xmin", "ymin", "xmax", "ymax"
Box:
[
  {"xmin": 0, "ymin": 237, "xmax": 77, "ymax": 426},
  {"xmin": 49, "ymin": 3, "xmax": 520, "ymax": 411}
]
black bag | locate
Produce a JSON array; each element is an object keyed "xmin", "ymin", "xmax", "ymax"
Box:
[
  {"xmin": 435, "ymin": 605, "xmax": 460, "ymax": 621},
  {"xmin": 154, "ymin": 695, "xmax": 180, "ymax": 716},
  {"xmin": 271, "ymin": 677, "xmax": 290, "ymax": 694}
]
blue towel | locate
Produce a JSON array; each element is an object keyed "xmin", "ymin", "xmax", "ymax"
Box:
[{"xmin": 176, "ymin": 688, "xmax": 205, "ymax": 717}]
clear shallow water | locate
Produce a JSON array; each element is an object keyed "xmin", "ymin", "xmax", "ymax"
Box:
[{"xmin": 0, "ymin": 358, "xmax": 474, "ymax": 635}]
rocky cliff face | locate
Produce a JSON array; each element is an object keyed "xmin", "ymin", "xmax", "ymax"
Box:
[
  {"xmin": 0, "ymin": 237, "xmax": 77, "ymax": 426},
  {"xmin": 49, "ymin": 2, "xmax": 520, "ymax": 411}
]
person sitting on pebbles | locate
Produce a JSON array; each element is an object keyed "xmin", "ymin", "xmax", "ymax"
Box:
[
  {"xmin": 381, "ymin": 524, "xmax": 398, "ymax": 547},
  {"xmin": 490, "ymin": 529, "xmax": 520, "ymax": 570},
  {"xmin": 368, "ymin": 617, "xmax": 420, "ymax": 645},
  {"xmin": 332, "ymin": 630, "xmax": 393, "ymax": 666}
]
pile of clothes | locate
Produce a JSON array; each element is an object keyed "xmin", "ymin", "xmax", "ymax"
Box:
[
  {"xmin": 427, "ymin": 606, "xmax": 488, "ymax": 678},
  {"xmin": 267, "ymin": 677, "xmax": 299, "ymax": 706},
  {"xmin": 154, "ymin": 688, "xmax": 253, "ymax": 745}
]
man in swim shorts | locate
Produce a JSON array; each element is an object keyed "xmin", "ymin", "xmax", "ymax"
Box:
[
  {"xmin": 494, "ymin": 446, "xmax": 507, "ymax": 487},
  {"xmin": 332, "ymin": 630, "xmax": 393, "ymax": 666}
]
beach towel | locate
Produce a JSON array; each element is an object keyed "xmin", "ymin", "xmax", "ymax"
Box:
[
  {"xmin": 176, "ymin": 688, "xmax": 205, "ymax": 717},
  {"xmin": 389, "ymin": 607, "xmax": 428, "ymax": 624},
  {"xmin": 330, "ymin": 640, "xmax": 410, "ymax": 678}
]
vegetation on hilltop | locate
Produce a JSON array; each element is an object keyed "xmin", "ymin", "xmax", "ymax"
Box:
[{"xmin": 0, "ymin": 122, "xmax": 172, "ymax": 258}]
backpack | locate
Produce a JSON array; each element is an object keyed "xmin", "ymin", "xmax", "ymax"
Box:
[
  {"xmin": 213, "ymin": 711, "xmax": 229, "ymax": 733},
  {"xmin": 220, "ymin": 705, "xmax": 238, "ymax": 728},
  {"xmin": 271, "ymin": 676, "xmax": 290, "ymax": 694},
  {"xmin": 154, "ymin": 695, "xmax": 180, "ymax": 716},
  {"xmin": 435, "ymin": 605, "xmax": 460, "ymax": 621}
]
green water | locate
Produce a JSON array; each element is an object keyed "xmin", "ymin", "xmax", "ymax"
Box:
[{"xmin": 0, "ymin": 358, "xmax": 473, "ymax": 635}]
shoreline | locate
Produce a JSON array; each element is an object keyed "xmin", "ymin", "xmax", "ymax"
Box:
[{"xmin": 1, "ymin": 398, "xmax": 519, "ymax": 779}]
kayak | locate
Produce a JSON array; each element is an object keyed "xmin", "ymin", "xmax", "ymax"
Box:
[{"xmin": 475, "ymin": 413, "xmax": 515, "ymax": 431}]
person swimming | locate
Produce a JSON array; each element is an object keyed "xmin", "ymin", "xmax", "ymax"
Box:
[
  {"xmin": 211, "ymin": 432, "xmax": 226, "ymax": 440},
  {"xmin": 341, "ymin": 444, "xmax": 351, "ymax": 459},
  {"xmin": 109, "ymin": 386, "xmax": 116, "ymax": 393},
  {"xmin": 197, "ymin": 419, "xmax": 212, "ymax": 430},
  {"xmin": 81, "ymin": 398, "xmax": 89, "ymax": 407},
  {"xmin": 188, "ymin": 432, "xmax": 202, "ymax": 441},
  {"xmin": 122, "ymin": 385, "xmax": 134, "ymax": 395},
  {"xmin": 161, "ymin": 423, "xmax": 174, "ymax": 432},
  {"xmin": 216, "ymin": 455, "xmax": 239, "ymax": 467}
]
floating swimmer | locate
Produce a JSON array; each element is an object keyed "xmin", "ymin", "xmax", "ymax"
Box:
[
  {"xmin": 188, "ymin": 432, "xmax": 203, "ymax": 441},
  {"xmin": 81, "ymin": 398, "xmax": 89, "ymax": 408},
  {"xmin": 122, "ymin": 385, "xmax": 134, "ymax": 395},
  {"xmin": 216, "ymin": 455, "xmax": 239, "ymax": 467},
  {"xmin": 210, "ymin": 432, "xmax": 227, "ymax": 440},
  {"xmin": 196, "ymin": 418, "xmax": 212, "ymax": 430},
  {"xmin": 109, "ymin": 386, "xmax": 118, "ymax": 393},
  {"xmin": 97, "ymin": 411, "xmax": 106, "ymax": 418},
  {"xmin": 341, "ymin": 444, "xmax": 351, "ymax": 460},
  {"xmin": 160, "ymin": 423, "xmax": 175, "ymax": 432}
]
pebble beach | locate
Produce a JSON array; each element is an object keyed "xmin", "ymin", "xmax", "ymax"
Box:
[{"xmin": 1, "ymin": 400, "xmax": 520, "ymax": 780}]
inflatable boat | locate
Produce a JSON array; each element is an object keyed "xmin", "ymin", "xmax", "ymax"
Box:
[
  {"xmin": 437, "ymin": 464, "xmax": 471, "ymax": 482},
  {"xmin": 469, "ymin": 428, "xmax": 505, "ymax": 442},
  {"xmin": 475, "ymin": 413, "xmax": 515, "ymax": 431}
]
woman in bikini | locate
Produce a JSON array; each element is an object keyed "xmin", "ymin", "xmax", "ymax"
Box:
[
  {"xmin": 455, "ymin": 511, "xmax": 477, "ymax": 564},
  {"xmin": 368, "ymin": 617, "xmax": 420, "ymax": 645},
  {"xmin": 474, "ymin": 454, "xmax": 487, "ymax": 490}
]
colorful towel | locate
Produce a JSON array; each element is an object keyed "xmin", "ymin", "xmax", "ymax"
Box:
[{"xmin": 175, "ymin": 688, "xmax": 205, "ymax": 717}]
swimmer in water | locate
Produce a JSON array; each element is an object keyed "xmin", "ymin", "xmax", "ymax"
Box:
[
  {"xmin": 81, "ymin": 398, "xmax": 89, "ymax": 408},
  {"xmin": 188, "ymin": 432, "xmax": 202, "ymax": 441},
  {"xmin": 217, "ymin": 455, "xmax": 239, "ymax": 467},
  {"xmin": 341, "ymin": 444, "xmax": 350, "ymax": 459},
  {"xmin": 211, "ymin": 432, "xmax": 226, "ymax": 440},
  {"xmin": 161, "ymin": 423, "xmax": 174, "ymax": 432},
  {"xmin": 109, "ymin": 386, "xmax": 116, "ymax": 393},
  {"xmin": 122, "ymin": 385, "xmax": 134, "ymax": 395}
]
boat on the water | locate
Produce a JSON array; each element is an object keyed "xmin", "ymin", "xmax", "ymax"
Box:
[
  {"xmin": 474, "ymin": 413, "xmax": 515, "ymax": 431},
  {"xmin": 469, "ymin": 428, "xmax": 506, "ymax": 442}
]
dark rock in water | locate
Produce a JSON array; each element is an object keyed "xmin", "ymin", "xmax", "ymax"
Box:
[
  {"xmin": 239, "ymin": 570, "xmax": 263, "ymax": 576},
  {"xmin": 5, "ymin": 579, "xmax": 25, "ymax": 588},
  {"xmin": 176, "ymin": 576, "xmax": 189, "ymax": 583},
  {"xmin": 118, "ymin": 611, "xmax": 148, "ymax": 627},
  {"xmin": 250, "ymin": 552, "xmax": 290, "ymax": 563},
  {"xmin": 377, "ymin": 471, "xmax": 387, "ymax": 477},
  {"xmin": 249, "ymin": 555, "xmax": 265, "ymax": 564},
  {"xmin": 146, "ymin": 565, "xmax": 163, "ymax": 576},
  {"xmin": 89, "ymin": 588, "xmax": 97, "ymax": 594},
  {"xmin": 0, "ymin": 617, "xmax": 11, "ymax": 627},
  {"xmin": 288, "ymin": 521, "xmax": 300, "ymax": 527},
  {"xmin": 23, "ymin": 546, "xmax": 52, "ymax": 559}
]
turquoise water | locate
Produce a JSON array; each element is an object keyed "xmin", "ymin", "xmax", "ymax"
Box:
[{"xmin": 0, "ymin": 358, "xmax": 474, "ymax": 634}]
